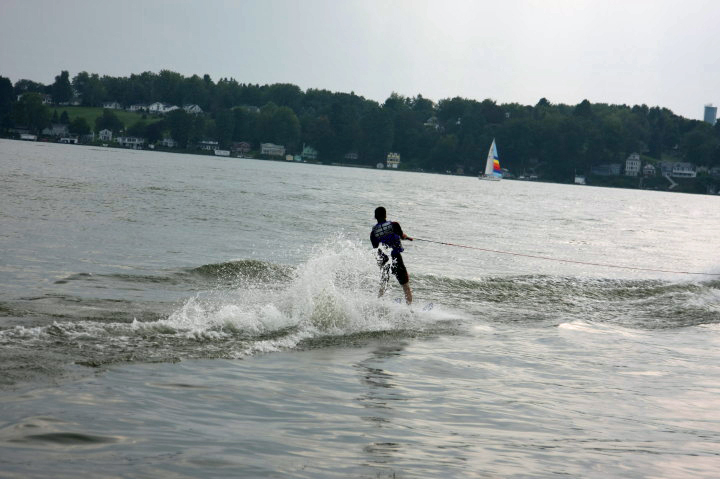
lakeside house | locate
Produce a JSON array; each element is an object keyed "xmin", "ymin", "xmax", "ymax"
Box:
[
  {"xmin": 344, "ymin": 152, "xmax": 359, "ymax": 162},
  {"xmin": 198, "ymin": 140, "xmax": 219, "ymax": 151},
  {"xmin": 42, "ymin": 123, "xmax": 70, "ymax": 137},
  {"xmin": 160, "ymin": 137, "xmax": 178, "ymax": 148},
  {"xmin": 98, "ymin": 129, "xmax": 113, "ymax": 142},
  {"xmin": 128, "ymin": 104, "xmax": 146, "ymax": 112},
  {"xmin": 103, "ymin": 101, "xmax": 122, "ymax": 110},
  {"xmin": 625, "ymin": 153, "xmax": 641, "ymax": 176},
  {"xmin": 232, "ymin": 141, "xmax": 251, "ymax": 155},
  {"xmin": 301, "ymin": 145, "xmax": 318, "ymax": 161},
  {"xmin": 116, "ymin": 136, "xmax": 145, "ymax": 149},
  {"xmin": 147, "ymin": 102, "xmax": 179, "ymax": 115},
  {"xmin": 183, "ymin": 104, "xmax": 203, "ymax": 115},
  {"xmin": 643, "ymin": 163, "xmax": 656, "ymax": 176},
  {"xmin": 261, "ymin": 143, "xmax": 285, "ymax": 157},
  {"xmin": 672, "ymin": 162, "xmax": 696, "ymax": 178},
  {"xmin": 387, "ymin": 152, "xmax": 401, "ymax": 169}
]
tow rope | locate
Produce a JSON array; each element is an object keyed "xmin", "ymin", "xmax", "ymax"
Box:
[{"xmin": 412, "ymin": 237, "xmax": 720, "ymax": 277}]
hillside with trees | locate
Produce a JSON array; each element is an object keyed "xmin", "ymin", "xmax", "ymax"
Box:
[{"xmin": 2, "ymin": 70, "xmax": 720, "ymax": 189}]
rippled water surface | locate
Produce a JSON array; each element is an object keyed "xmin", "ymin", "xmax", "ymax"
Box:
[{"xmin": 1, "ymin": 139, "xmax": 720, "ymax": 478}]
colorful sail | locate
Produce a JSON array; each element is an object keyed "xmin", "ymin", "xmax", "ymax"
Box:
[{"xmin": 482, "ymin": 139, "xmax": 502, "ymax": 180}]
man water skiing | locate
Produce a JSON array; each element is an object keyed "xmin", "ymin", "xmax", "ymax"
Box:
[{"xmin": 370, "ymin": 206, "xmax": 413, "ymax": 305}]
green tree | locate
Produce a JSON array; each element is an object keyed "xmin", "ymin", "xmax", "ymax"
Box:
[
  {"xmin": 14, "ymin": 79, "xmax": 46, "ymax": 96},
  {"xmin": 145, "ymin": 120, "xmax": 165, "ymax": 144},
  {"xmin": 265, "ymin": 83, "xmax": 303, "ymax": 111},
  {"xmin": 156, "ymin": 69, "xmax": 184, "ymax": 105},
  {"xmin": 215, "ymin": 109, "xmax": 235, "ymax": 148},
  {"xmin": 69, "ymin": 117, "xmax": 91, "ymax": 136},
  {"xmin": 232, "ymin": 107, "xmax": 258, "ymax": 143},
  {"xmin": 269, "ymin": 106, "xmax": 301, "ymax": 151},
  {"xmin": 0, "ymin": 76, "xmax": 14, "ymax": 127},
  {"xmin": 73, "ymin": 71, "xmax": 107, "ymax": 106},
  {"xmin": 51, "ymin": 70, "xmax": 73, "ymax": 104},
  {"xmin": 300, "ymin": 114, "xmax": 335, "ymax": 161},
  {"xmin": 182, "ymin": 74, "xmax": 211, "ymax": 109},
  {"xmin": 682, "ymin": 123, "xmax": 720, "ymax": 166},
  {"xmin": 13, "ymin": 93, "xmax": 50, "ymax": 133},
  {"xmin": 166, "ymin": 109, "xmax": 192, "ymax": 147},
  {"xmin": 189, "ymin": 115, "xmax": 206, "ymax": 144},
  {"xmin": 428, "ymin": 134, "xmax": 458, "ymax": 170},
  {"xmin": 360, "ymin": 106, "xmax": 394, "ymax": 165},
  {"xmin": 95, "ymin": 109, "xmax": 124, "ymax": 133},
  {"xmin": 60, "ymin": 110, "xmax": 70, "ymax": 124},
  {"xmin": 127, "ymin": 120, "xmax": 147, "ymax": 138}
]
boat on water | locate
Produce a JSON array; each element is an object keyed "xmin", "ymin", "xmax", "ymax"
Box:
[{"xmin": 479, "ymin": 139, "xmax": 502, "ymax": 181}]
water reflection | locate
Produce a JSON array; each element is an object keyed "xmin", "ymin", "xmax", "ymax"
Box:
[{"xmin": 355, "ymin": 343, "xmax": 406, "ymax": 471}]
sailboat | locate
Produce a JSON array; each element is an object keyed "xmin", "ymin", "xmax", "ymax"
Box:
[{"xmin": 479, "ymin": 139, "xmax": 502, "ymax": 181}]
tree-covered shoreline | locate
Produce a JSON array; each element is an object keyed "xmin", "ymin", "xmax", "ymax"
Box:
[{"xmin": 1, "ymin": 70, "xmax": 719, "ymax": 190}]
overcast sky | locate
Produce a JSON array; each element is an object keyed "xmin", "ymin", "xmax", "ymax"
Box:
[{"xmin": 2, "ymin": 0, "xmax": 719, "ymax": 120}]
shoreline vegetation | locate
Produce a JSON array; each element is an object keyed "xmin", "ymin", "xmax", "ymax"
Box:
[{"xmin": 2, "ymin": 69, "xmax": 719, "ymax": 195}]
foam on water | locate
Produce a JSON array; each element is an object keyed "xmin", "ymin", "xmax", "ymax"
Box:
[
  {"xmin": 159, "ymin": 238, "xmax": 442, "ymax": 342},
  {"xmin": 0, "ymin": 238, "xmax": 460, "ymax": 372}
]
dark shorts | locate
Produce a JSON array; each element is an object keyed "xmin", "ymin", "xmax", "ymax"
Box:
[{"xmin": 380, "ymin": 253, "xmax": 409, "ymax": 285}]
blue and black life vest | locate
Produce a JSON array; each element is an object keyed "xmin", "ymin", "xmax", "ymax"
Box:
[{"xmin": 372, "ymin": 221, "xmax": 403, "ymax": 255}]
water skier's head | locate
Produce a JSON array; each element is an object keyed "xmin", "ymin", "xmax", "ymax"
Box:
[{"xmin": 374, "ymin": 206, "xmax": 386, "ymax": 222}]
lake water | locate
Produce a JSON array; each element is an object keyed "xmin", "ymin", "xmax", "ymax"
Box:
[{"xmin": 1, "ymin": 138, "xmax": 720, "ymax": 478}]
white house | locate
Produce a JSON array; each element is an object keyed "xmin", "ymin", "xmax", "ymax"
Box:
[
  {"xmin": 261, "ymin": 143, "xmax": 285, "ymax": 157},
  {"xmin": 160, "ymin": 137, "xmax": 177, "ymax": 148},
  {"xmin": 147, "ymin": 102, "xmax": 164, "ymax": 113},
  {"xmin": 183, "ymin": 104, "xmax": 203, "ymax": 115},
  {"xmin": 198, "ymin": 140, "xmax": 219, "ymax": 151},
  {"xmin": 116, "ymin": 136, "xmax": 145, "ymax": 149},
  {"xmin": 98, "ymin": 129, "xmax": 113, "ymax": 141},
  {"xmin": 103, "ymin": 101, "xmax": 122, "ymax": 110},
  {"xmin": 147, "ymin": 102, "xmax": 179, "ymax": 115},
  {"xmin": 642, "ymin": 163, "xmax": 656, "ymax": 176},
  {"xmin": 625, "ymin": 153, "xmax": 641, "ymax": 177},
  {"xmin": 671, "ymin": 162, "xmax": 696, "ymax": 178},
  {"xmin": 387, "ymin": 152, "xmax": 401, "ymax": 169},
  {"xmin": 128, "ymin": 104, "xmax": 146, "ymax": 112}
]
